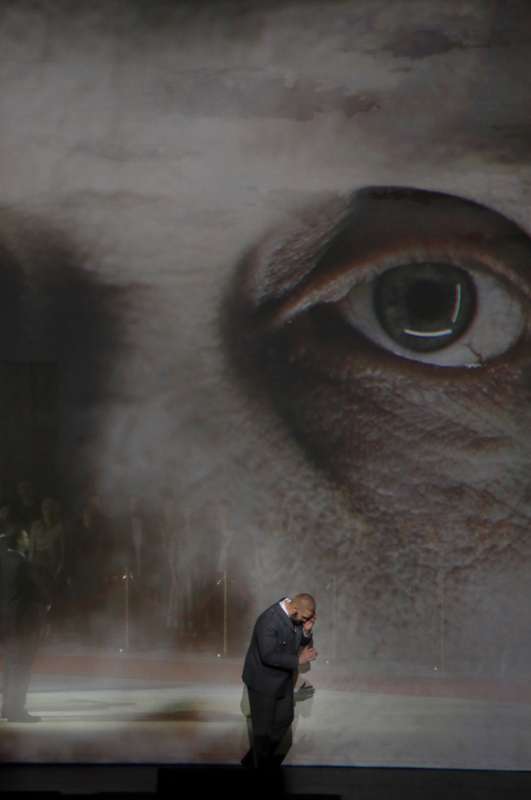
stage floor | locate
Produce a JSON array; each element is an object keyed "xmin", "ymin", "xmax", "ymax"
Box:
[{"xmin": 1, "ymin": 663, "xmax": 531, "ymax": 771}]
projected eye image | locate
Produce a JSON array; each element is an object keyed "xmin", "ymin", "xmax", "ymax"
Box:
[
  {"xmin": 346, "ymin": 259, "xmax": 523, "ymax": 365},
  {"xmin": 1, "ymin": 0, "xmax": 531, "ymax": 791}
]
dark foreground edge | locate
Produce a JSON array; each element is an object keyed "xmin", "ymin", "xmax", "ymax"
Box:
[{"xmin": 1, "ymin": 764, "xmax": 531, "ymax": 798}]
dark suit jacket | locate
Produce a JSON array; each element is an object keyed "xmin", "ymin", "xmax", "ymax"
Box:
[
  {"xmin": 242, "ymin": 600, "xmax": 313, "ymax": 698},
  {"xmin": 0, "ymin": 549, "xmax": 50, "ymax": 637}
]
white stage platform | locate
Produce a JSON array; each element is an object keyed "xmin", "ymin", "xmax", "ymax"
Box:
[{"xmin": 1, "ymin": 674, "xmax": 531, "ymax": 772}]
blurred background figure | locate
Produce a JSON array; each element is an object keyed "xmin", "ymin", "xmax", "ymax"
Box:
[
  {"xmin": 0, "ymin": 504, "xmax": 18, "ymax": 555},
  {"xmin": 161, "ymin": 492, "xmax": 180, "ymax": 644},
  {"xmin": 166, "ymin": 502, "xmax": 197, "ymax": 645},
  {"xmin": 124, "ymin": 494, "xmax": 167, "ymax": 650},
  {"xmin": 164, "ymin": 492, "xmax": 181, "ymax": 641},
  {"xmin": 0, "ymin": 527, "xmax": 50, "ymax": 722},
  {"xmin": 30, "ymin": 498, "xmax": 64, "ymax": 587},
  {"xmin": 68, "ymin": 493, "xmax": 110, "ymax": 646},
  {"xmin": 14, "ymin": 480, "xmax": 40, "ymax": 530},
  {"xmin": 128, "ymin": 495, "xmax": 145, "ymax": 587},
  {"xmin": 29, "ymin": 498, "xmax": 65, "ymax": 642},
  {"xmin": 126, "ymin": 494, "xmax": 148, "ymax": 649}
]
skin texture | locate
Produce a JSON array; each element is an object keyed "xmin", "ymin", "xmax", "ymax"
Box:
[{"xmin": 1, "ymin": 0, "xmax": 531, "ymax": 675}]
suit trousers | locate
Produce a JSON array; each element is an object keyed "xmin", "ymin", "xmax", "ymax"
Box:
[
  {"xmin": 1, "ymin": 627, "xmax": 40, "ymax": 717},
  {"xmin": 244, "ymin": 687, "xmax": 294, "ymax": 769}
]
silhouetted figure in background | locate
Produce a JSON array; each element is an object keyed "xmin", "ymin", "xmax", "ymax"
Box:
[
  {"xmin": 126, "ymin": 495, "xmax": 149, "ymax": 648},
  {"xmin": 225, "ymin": 522, "xmax": 258, "ymax": 653},
  {"xmin": 126, "ymin": 495, "xmax": 167, "ymax": 649},
  {"xmin": 30, "ymin": 498, "xmax": 64, "ymax": 588},
  {"xmin": 70, "ymin": 493, "xmax": 110, "ymax": 645},
  {"xmin": 0, "ymin": 504, "xmax": 17, "ymax": 555},
  {"xmin": 30, "ymin": 498, "xmax": 65, "ymax": 640},
  {"xmin": 162, "ymin": 493, "xmax": 179, "ymax": 640},
  {"xmin": 0, "ymin": 528, "xmax": 50, "ymax": 722},
  {"xmin": 169, "ymin": 508, "xmax": 203, "ymax": 644},
  {"xmin": 13, "ymin": 480, "xmax": 40, "ymax": 530}
]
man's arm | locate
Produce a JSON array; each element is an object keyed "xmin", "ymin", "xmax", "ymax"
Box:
[{"xmin": 255, "ymin": 618, "xmax": 299, "ymax": 671}]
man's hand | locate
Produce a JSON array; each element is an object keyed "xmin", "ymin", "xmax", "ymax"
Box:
[
  {"xmin": 298, "ymin": 646, "xmax": 318, "ymax": 665},
  {"xmin": 303, "ymin": 613, "xmax": 316, "ymax": 635}
]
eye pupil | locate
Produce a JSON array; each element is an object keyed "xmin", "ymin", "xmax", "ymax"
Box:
[
  {"xmin": 374, "ymin": 263, "xmax": 476, "ymax": 352},
  {"xmin": 405, "ymin": 279, "xmax": 453, "ymax": 325}
]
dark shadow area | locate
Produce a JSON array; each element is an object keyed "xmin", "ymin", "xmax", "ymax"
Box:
[
  {"xmin": 3, "ymin": 763, "xmax": 531, "ymax": 798},
  {"xmin": 35, "ymin": 710, "xmax": 242, "ymax": 724},
  {"xmin": 159, "ymin": 764, "xmax": 291, "ymax": 799},
  {"xmin": 0, "ymin": 205, "xmax": 132, "ymax": 501}
]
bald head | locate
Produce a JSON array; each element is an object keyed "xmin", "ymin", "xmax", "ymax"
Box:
[
  {"xmin": 286, "ymin": 593, "xmax": 316, "ymax": 625},
  {"xmin": 292, "ymin": 593, "xmax": 315, "ymax": 611}
]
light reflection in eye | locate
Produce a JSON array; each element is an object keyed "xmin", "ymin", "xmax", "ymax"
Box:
[{"xmin": 338, "ymin": 257, "xmax": 526, "ymax": 368}]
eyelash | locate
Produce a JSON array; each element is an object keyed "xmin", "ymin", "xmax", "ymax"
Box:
[{"xmin": 267, "ymin": 240, "xmax": 530, "ymax": 330}]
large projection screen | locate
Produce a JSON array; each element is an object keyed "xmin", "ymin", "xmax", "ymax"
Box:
[{"xmin": 1, "ymin": 0, "xmax": 531, "ymax": 772}]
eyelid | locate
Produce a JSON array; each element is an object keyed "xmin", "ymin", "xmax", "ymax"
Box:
[
  {"xmin": 243, "ymin": 188, "xmax": 531, "ymax": 334},
  {"xmin": 267, "ymin": 238, "xmax": 531, "ymax": 330}
]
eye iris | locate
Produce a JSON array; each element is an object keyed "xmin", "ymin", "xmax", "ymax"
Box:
[{"xmin": 373, "ymin": 263, "xmax": 477, "ymax": 352}]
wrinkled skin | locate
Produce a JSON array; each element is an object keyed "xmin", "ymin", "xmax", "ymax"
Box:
[{"xmin": 1, "ymin": 0, "xmax": 531, "ymax": 674}]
